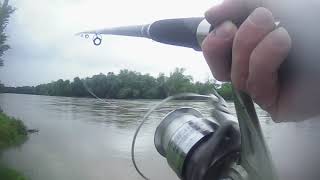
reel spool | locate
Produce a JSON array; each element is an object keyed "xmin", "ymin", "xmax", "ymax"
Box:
[{"xmin": 154, "ymin": 108, "xmax": 241, "ymax": 180}]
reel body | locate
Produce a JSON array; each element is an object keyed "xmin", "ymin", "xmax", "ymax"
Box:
[{"xmin": 154, "ymin": 105, "xmax": 241, "ymax": 180}]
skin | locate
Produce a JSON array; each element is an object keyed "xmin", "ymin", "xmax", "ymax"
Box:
[{"xmin": 202, "ymin": 0, "xmax": 320, "ymax": 122}]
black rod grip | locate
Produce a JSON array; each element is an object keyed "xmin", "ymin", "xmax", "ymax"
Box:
[{"xmin": 148, "ymin": 17, "xmax": 204, "ymax": 50}]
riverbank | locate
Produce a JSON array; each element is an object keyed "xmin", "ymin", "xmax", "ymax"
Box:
[{"xmin": 0, "ymin": 112, "xmax": 28, "ymax": 180}]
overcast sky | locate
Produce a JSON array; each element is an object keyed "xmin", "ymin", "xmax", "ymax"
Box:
[{"xmin": 0, "ymin": 0, "xmax": 221, "ymax": 86}]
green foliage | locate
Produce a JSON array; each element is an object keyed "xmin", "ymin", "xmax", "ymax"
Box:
[
  {"xmin": 216, "ymin": 83, "xmax": 234, "ymax": 101},
  {"xmin": 3, "ymin": 68, "xmax": 234, "ymax": 100},
  {"xmin": 0, "ymin": 112, "xmax": 28, "ymax": 179},
  {"xmin": 0, "ymin": 167, "xmax": 28, "ymax": 180},
  {"xmin": 0, "ymin": 0, "xmax": 14, "ymax": 66},
  {"xmin": 165, "ymin": 68, "xmax": 194, "ymax": 96},
  {"xmin": 0, "ymin": 112, "xmax": 27, "ymax": 150}
]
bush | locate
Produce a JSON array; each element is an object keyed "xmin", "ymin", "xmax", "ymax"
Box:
[
  {"xmin": 0, "ymin": 167, "xmax": 28, "ymax": 180},
  {"xmin": 0, "ymin": 113, "xmax": 27, "ymax": 150}
]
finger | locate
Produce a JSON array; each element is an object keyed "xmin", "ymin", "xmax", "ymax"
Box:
[
  {"xmin": 205, "ymin": 0, "xmax": 249, "ymax": 26},
  {"xmin": 231, "ymin": 7, "xmax": 275, "ymax": 90},
  {"xmin": 247, "ymin": 27, "xmax": 292, "ymax": 112},
  {"xmin": 202, "ymin": 21, "xmax": 237, "ymax": 81}
]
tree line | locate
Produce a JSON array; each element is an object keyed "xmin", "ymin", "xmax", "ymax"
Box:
[{"xmin": 1, "ymin": 68, "xmax": 234, "ymax": 100}]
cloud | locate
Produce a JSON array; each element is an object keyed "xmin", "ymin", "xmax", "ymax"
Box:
[{"xmin": 0, "ymin": 0, "xmax": 220, "ymax": 86}]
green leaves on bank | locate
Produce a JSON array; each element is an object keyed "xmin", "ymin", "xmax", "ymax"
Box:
[
  {"xmin": 2, "ymin": 68, "xmax": 234, "ymax": 100},
  {"xmin": 0, "ymin": 112, "xmax": 27, "ymax": 150},
  {"xmin": 0, "ymin": 167, "xmax": 28, "ymax": 180},
  {"xmin": 0, "ymin": 112, "xmax": 28, "ymax": 180}
]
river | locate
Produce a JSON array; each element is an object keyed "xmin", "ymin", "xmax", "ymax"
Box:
[{"xmin": 1, "ymin": 93, "xmax": 320, "ymax": 180}]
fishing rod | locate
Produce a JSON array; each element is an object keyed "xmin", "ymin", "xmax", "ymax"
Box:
[
  {"xmin": 77, "ymin": 17, "xmax": 278, "ymax": 180},
  {"xmin": 76, "ymin": 17, "xmax": 210, "ymax": 50}
]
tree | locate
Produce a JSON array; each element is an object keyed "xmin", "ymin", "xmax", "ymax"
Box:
[
  {"xmin": 0, "ymin": 0, "xmax": 14, "ymax": 66},
  {"xmin": 3, "ymin": 69, "xmax": 234, "ymax": 100},
  {"xmin": 0, "ymin": 83, "xmax": 4, "ymax": 92},
  {"xmin": 70, "ymin": 77, "xmax": 87, "ymax": 97},
  {"xmin": 105, "ymin": 72, "xmax": 120, "ymax": 98},
  {"xmin": 165, "ymin": 68, "xmax": 194, "ymax": 96},
  {"xmin": 156, "ymin": 73, "xmax": 168, "ymax": 98},
  {"xmin": 0, "ymin": 0, "xmax": 14, "ymax": 95},
  {"xmin": 85, "ymin": 74, "xmax": 109, "ymax": 98}
]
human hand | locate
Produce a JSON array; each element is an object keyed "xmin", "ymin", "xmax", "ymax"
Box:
[{"xmin": 202, "ymin": 0, "xmax": 296, "ymax": 122}]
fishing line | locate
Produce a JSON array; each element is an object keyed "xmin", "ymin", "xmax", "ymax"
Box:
[
  {"xmin": 131, "ymin": 92, "xmax": 223, "ymax": 180},
  {"xmin": 81, "ymin": 80, "xmax": 127, "ymax": 110},
  {"xmin": 82, "ymin": 80, "xmax": 111, "ymax": 104}
]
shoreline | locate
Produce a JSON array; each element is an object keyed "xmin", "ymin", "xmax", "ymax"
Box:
[{"xmin": 0, "ymin": 112, "xmax": 28, "ymax": 180}]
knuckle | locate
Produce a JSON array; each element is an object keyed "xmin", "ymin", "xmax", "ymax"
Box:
[
  {"xmin": 233, "ymin": 32, "xmax": 254, "ymax": 48},
  {"xmin": 201, "ymin": 34, "xmax": 217, "ymax": 53},
  {"xmin": 201, "ymin": 37, "xmax": 217, "ymax": 58},
  {"xmin": 248, "ymin": 7, "xmax": 275, "ymax": 30}
]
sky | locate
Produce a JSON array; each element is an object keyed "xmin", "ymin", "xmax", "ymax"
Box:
[{"xmin": 0, "ymin": 0, "xmax": 221, "ymax": 87}]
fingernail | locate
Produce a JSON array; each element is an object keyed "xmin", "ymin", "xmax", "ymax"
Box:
[
  {"xmin": 214, "ymin": 21, "xmax": 235, "ymax": 39},
  {"xmin": 249, "ymin": 7, "xmax": 275, "ymax": 29},
  {"xmin": 271, "ymin": 27, "xmax": 292, "ymax": 48}
]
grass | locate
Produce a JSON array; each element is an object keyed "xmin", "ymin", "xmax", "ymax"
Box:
[
  {"xmin": 0, "ymin": 112, "xmax": 29, "ymax": 180},
  {"xmin": 0, "ymin": 167, "xmax": 28, "ymax": 180},
  {"xmin": 0, "ymin": 112, "xmax": 27, "ymax": 150}
]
